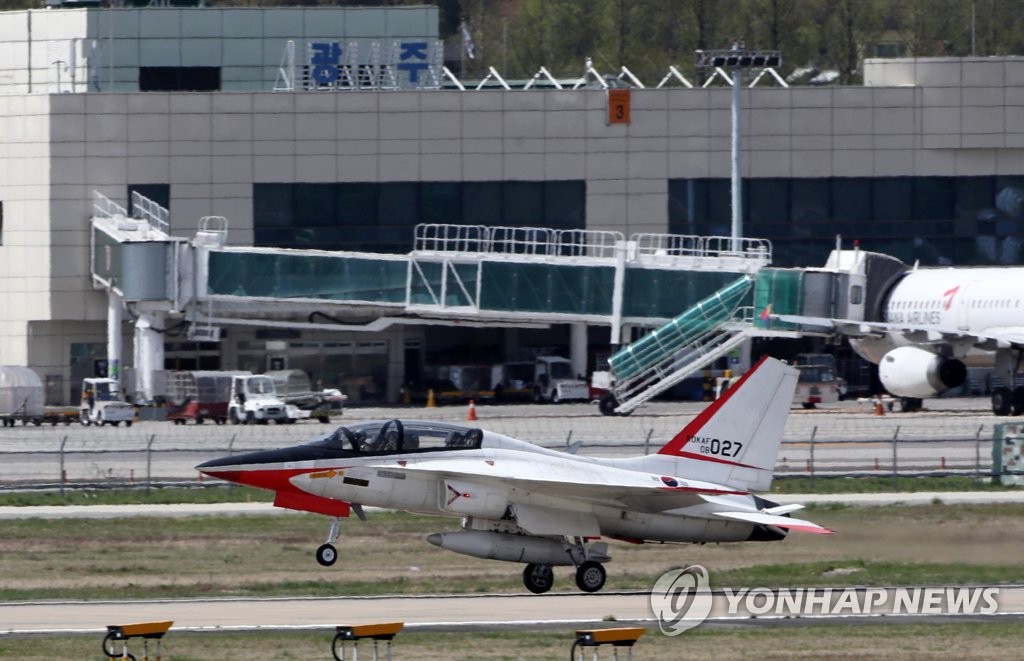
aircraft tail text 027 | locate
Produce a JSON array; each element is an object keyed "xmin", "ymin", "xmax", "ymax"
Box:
[{"xmin": 652, "ymin": 355, "xmax": 799, "ymax": 492}]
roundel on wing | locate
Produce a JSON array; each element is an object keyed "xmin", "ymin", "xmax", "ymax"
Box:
[{"xmin": 661, "ymin": 476, "xmax": 679, "ymax": 487}]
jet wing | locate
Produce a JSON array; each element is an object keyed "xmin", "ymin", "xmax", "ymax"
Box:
[
  {"xmin": 774, "ymin": 314, "xmax": 1024, "ymax": 350},
  {"xmin": 363, "ymin": 455, "xmax": 744, "ymax": 514}
]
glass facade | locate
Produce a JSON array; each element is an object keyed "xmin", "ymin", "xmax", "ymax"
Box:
[
  {"xmin": 254, "ymin": 180, "xmax": 586, "ymax": 253},
  {"xmin": 207, "ymin": 251, "xmax": 408, "ymax": 303},
  {"xmin": 670, "ymin": 176, "xmax": 1024, "ymax": 267}
]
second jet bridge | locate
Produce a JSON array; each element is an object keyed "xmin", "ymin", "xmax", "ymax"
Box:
[{"xmin": 600, "ymin": 247, "xmax": 908, "ymax": 415}]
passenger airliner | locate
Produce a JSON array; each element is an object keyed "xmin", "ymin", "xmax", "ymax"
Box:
[{"xmin": 777, "ymin": 249, "xmax": 1024, "ymax": 416}]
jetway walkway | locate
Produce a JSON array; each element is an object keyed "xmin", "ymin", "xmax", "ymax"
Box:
[
  {"xmin": 88, "ymin": 190, "xmax": 779, "ymax": 402},
  {"xmin": 90, "ymin": 192, "xmax": 773, "ymax": 332},
  {"xmin": 603, "ymin": 277, "xmax": 757, "ymax": 415}
]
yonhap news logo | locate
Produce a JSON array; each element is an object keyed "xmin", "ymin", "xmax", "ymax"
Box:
[
  {"xmin": 648, "ymin": 565, "xmax": 714, "ymax": 635},
  {"xmin": 719, "ymin": 585, "xmax": 1000, "ymax": 617},
  {"xmin": 650, "ymin": 565, "xmax": 1001, "ymax": 634}
]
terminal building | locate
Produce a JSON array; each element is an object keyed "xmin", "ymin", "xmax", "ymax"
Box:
[{"xmin": 2, "ymin": 4, "xmax": 1024, "ymax": 405}]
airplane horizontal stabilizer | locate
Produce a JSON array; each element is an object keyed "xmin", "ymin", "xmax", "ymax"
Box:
[{"xmin": 712, "ymin": 510, "xmax": 832, "ymax": 534}]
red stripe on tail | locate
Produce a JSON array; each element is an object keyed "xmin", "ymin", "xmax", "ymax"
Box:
[{"xmin": 657, "ymin": 355, "xmax": 771, "ymax": 458}]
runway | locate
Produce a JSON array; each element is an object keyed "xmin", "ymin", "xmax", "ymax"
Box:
[{"xmin": 5, "ymin": 587, "xmax": 1024, "ymax": 635}]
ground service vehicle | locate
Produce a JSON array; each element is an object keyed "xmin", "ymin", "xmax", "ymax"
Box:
[
  {"xmin": 490, "ymin": 362, "xmax": 535, "ymax": 402},
  {"xmin": 80, "ymin": 378, "xmax": 134, "ymax": 426},
  {"xmin": 792, "ymin": 353, "xmax": 846, "ymax": 409},
  {"xmin": 266, "ymin": 369, "xmax": 345, "ymax": 423},
  {"xmin": 0, "ymin": 366, "xmax": 78, "ymax": 426},
  {"xmin": 166, "ymin": 371, "xmax": 243, "ymax": 425},
  {"xmin": 532, "ymin": 356, "xmax": 589, "ymax": 403},
  {"xmin": 229, "ymin": 374, "xmax": 288, "ymax": 424}
]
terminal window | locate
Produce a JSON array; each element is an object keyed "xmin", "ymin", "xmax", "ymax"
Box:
[
  {"xmin": 139, "ymin": 67, "xmax": 220, "ymax": 92},
  {"xmin": 670, "ymin": 175, "xmax": 1024, "ymax": 267},
  {"xmin": 253, "ymin": 181, "xmax": 586, "ymax": 253}
]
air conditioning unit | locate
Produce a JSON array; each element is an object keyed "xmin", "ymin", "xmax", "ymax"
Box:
[{"xmin": 188, "ymin": 326, "xmax": 223, "ymax": 342}]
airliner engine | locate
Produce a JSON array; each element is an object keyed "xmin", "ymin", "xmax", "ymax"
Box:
[{"xmin": 878, "ymin": 346, "xmax": 966, "ymax": 398}]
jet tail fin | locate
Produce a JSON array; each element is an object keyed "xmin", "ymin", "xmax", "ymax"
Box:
[{"xmin": 654, "ymin": 356, "xmax": 798, "ymax": 492}]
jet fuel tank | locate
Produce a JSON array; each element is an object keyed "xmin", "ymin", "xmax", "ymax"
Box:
[{"xmin": 426, "ymin": 530, "xmax": 610, "ymax": 566}]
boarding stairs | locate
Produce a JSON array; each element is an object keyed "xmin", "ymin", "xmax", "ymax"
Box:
[{"xmin": 605, "ymin": 276, "xmax": 755, "ymax": 415}]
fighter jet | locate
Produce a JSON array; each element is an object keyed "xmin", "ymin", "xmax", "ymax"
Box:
[{"xmin": 197, "ymin": 356, "xmax": 829, "ymax": 594}]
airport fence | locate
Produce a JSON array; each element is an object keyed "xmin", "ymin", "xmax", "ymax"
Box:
[{"xmin": 0, "ymin": 418, "xmax": 1002, "ymax": 492}]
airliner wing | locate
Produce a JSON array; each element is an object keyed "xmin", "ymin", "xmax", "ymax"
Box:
[{"xmin": 774, "ymin": 314, "xmax": 1024, "ymax": 350}]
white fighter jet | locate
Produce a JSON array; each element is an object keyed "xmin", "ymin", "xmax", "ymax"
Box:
[{"xmin": 197, "ymin": 356, "xmax": 830, "ymax": 594}]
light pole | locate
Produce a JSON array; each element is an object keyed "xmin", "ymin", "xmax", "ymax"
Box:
[{"xmin": 695, "ymin": 46, "xmax": 782, "ymax": 252}]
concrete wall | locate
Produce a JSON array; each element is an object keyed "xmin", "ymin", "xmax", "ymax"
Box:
[{"xmin": 0, "ymin": 7, "xmax": 438, "ymax": 94}]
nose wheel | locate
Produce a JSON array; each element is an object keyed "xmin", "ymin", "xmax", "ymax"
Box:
[
  {"xmin": 315, "ymin": 517, "xmax": 343, "ymax": 567},
  {"xmin": 316, "ymin": 543, "xmax": 338, "ymax": 567}
]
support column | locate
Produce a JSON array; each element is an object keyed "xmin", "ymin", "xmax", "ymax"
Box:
[
  {"xmin": 107, "ymin": 290, "xmax": 123, "ymax": 382},
  {"xmin": 610, "ymin": 240, "xmax": 630, "ymax": 347},
  {"xmin": 134, "ymin": 310, "xmax": 165, "ymax": 402},
  {"xmin": 570, "ymin": 322, "xmax": 588, "ymax": 380},
  {"xmin": 386, "ymin": 327, "xmax": 406, "ymax": 403}
]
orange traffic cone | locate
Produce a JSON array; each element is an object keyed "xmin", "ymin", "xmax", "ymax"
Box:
[
  {"xmin": 874, "ymin": 397, "xmax": 884, "ymax": 416},
  {"xmin": 466, "ymin": 399, "xmax": 478, "ymax": 421}
]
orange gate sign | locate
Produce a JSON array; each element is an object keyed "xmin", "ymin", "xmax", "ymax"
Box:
[{"xmin": 607, "ymin": 89, "xmax": 631, "ymax": 124}]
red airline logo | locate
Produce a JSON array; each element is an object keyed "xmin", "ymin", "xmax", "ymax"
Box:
[{"xmin": 942, "ymin": 285, "xmax": 961, "ymax": 310}]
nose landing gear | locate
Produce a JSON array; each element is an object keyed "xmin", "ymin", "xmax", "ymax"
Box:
[{"xmin": 316, "ymin": 517, "xmax": 342, "ymax": 567}]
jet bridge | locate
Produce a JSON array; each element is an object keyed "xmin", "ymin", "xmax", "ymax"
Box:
[{"xmin": 90, "ymin": 191, "xmax": 774, "ymax": 403}]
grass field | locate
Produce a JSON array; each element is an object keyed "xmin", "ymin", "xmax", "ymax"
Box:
[
  {"xmin": 1, "ymin": 503, "xmax": 1023, "ymax": 601},
  {"xmin": 1, "ymin": 621, "xmax": 1023, "ymax": 660},
  {"xmin": 3, "ymin": 497, "xmax": 1023, "ymax": 659}
]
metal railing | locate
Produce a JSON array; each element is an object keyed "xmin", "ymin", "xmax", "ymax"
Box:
[
  {"xmin": 633, "ymin": 233, "xmax": 772, "ymax": 263},
  {"xmin": 413, "ymin": 224, "xmax": 625, "ymax": 259},
  {"xmin": 0, "ymin": 421, "xmax": 1006, "ymax": 493}
]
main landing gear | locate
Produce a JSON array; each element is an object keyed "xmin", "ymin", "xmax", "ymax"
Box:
[
  {"xmin": 520, "ymin": 561, "xmax": 607, "ymax": 594},
  {"xmin": 520, "ymin": 537, "xmax": 609, "ymax": 594}
]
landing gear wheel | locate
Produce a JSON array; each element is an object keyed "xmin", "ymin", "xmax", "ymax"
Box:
[
  {"xmin": 598, "ymin": 393, "xmax": 619, "ymax": 416},
  {"xmin": 575, "ymin": 560, "xmax": 606, "ymax": 593},
  {"xmin": 522, "ymin": 563, "xmax": 554, "ymax": 594},
  {"xmin": 1013, "ymin": 387, "xmax": 1024, "ymax": 416},
  {"xmin": 900, "ymin": 397, "xmax": 923, "ymax": 413},
  {"xmin": 992, "ymin": 387, "xmax": 1012, "ymax": 416},
  {"xmin": 315, "ymin": 543, "xmax": 338, "ymax": 567}
]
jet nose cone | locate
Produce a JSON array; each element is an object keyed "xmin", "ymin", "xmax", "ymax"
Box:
[
  {"xmin": 195, "ymin": 455, "xmax": 238, "ymax": 472},
  {"xmin": 426, "ymin": 533, "xmax": 443, "ymax": 547}
]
